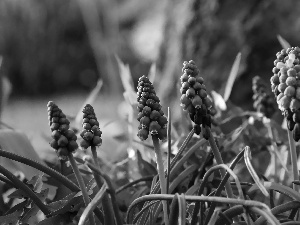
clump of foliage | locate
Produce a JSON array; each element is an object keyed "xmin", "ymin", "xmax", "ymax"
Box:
[{"xmin": 1, "ymin": 43, "xmax": 300, "ymax": 225}]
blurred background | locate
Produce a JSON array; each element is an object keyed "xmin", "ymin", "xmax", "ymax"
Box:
[{"xmin": 0, "ymin": 0, "xmax": 300, "ymax": 161}]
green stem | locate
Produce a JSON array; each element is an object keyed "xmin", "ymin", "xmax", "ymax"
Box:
[
  {"xmin": 287, "ymin": 129, "xmax": 299, "ymax": 190},
  {"xmin": 207, "ymin": 128, "xmax": 234, "ymax": 199},
  {"xmin": 79, "ymin": 183, "xmax": 107, "ymax": 225},
  {"xmin": 167, "ymin": 107, "xmax": 171, "ymax": 195},
  {"xmin": 0, "ymin": 164, "xmax": 50, "ymax": 215},
  {"xmin": 91, "ymin": 146, "xmax": 116, "ymax": 225},
  {"xmin": 266, "ymin": 121, "xmax": 277, "ymax": 180},
  {"xmin": 152, "ymin": 135, "xmax": 169, "ymax": 225},
  {"xmin": 85, "ymin": 161, "xmax": 123, "ymax": 225},
  {"xmin": 0, "ymin": 149, "xmax": 79, "ymax": 192},
  {"xmin": 68, "ymin": 153, "xmax": 95, "ymax": 225}
]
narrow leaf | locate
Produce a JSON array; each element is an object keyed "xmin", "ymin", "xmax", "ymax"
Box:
[
  {"xmin": 115, "ymin": 54, "xmax": 135, "ymax": 94},
  {"xmin": 75, "ymin": 79, "xmax": 103, "ymax": 126},
  {"xmin": 21, "ymin": 189, "xmax": 49, "ymax": 223},
  {"xmin": 115, "ymin": 54, "xmax": 137, "ymax": 105},
  {"xmin": 78, "ymin": 184, "xmax": 107, "ymax": 225},
  {"xmin": 148, "ymin": 63, "xmax": 156, "ymax": 84},
  {"xmin": 0, "ymin": 210, "xmax": 22, "ymax": 225},
  {"xmin": 27, "ymin": 173, "xmax": 44, "ymax": 193},
  {"xmin": 244, "ymin": 147, "xmax": 269, "ymax": 197},
  {"xmin": 223, "ymin": 52, "xmax": 241, "ymax": 101},
  {"xmin": 248, "ymin": 182, "xmax": 300, "ymax": 201},
  {"xmin": 211, "ymin": 90, "xmax": 227, "ymax": 111},
  {"xmin": 277, "ymin": 35, "xmax": 291, "ymax": 50},
  {"xmin": 0, "ymin": 129, "xmax": 45, "ymax": 179}
]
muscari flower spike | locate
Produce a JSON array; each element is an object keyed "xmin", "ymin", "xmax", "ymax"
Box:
[
  {"xmin": 79, "ymin": 104, "xmax": 102, "ymax": 149},
  {"xmin": 180, "ymin": 60, "xmax": 212, "ymax": 139},
  {"xmin": 137, "ymin": 75, "xmax": 168, "ymax": 141},
  {"xmin": 271, "ymin": 47, "xmax": 300, "ymax": 141},
  {"xmin": 252, "ymin": 76, "xmax": 277, "ymax": 118},
  {"xmin": 47, "ymin": 101, "xmax": 78, "ymax": 160}
]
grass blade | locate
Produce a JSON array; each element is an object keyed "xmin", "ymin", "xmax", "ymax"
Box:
[
  {"xmin": 148, "ymin": 63, "xmax": 156, "ymax": 84},
  {"xmin": 78, "ymin": 184, "xmax": 107, "ymax": 225},
  {"xmin": 115, "ymin": 54, "xmax": 137, "ymax": 106},
  {"xmin": 223, "ymin": 52, "xmax": 241, "ymax": 102},
  {"xmin": 251, "ymin": 206, "xmax": 280, "ymax": 225},
  {"xmin": 0, "ymin": 130, "xmax": 46, "ymax": 178},
  {"xmin": 169, "ymin": 194, "xmax": 186, "ymax": 225},
  {"xmin": 248, "ymin": 182, "xmax": 300, "ymax": 202},
  {"xmin": 75, "ymin": 79, "xmax": 103, "ymax": 126},
  {"xmin": 244, "ymin": 147, "xmax": 269, "ymax": 197},
  {"xmin": 277, "ymin": 35, "xmax": 291, "ymax": 50}
]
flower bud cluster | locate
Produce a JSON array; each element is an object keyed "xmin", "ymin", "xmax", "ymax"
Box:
[
  {"xmin": 79, "ymin": 104, "xmax": 102, "ymax": 149},
  {"xmin": 252, "ymin": 76, "xmax": 277, "ymax": 118},
  {"xmin": 47, "ymin": 101, "xmax": 78, "ymax": 160},
  {"xmin": 137, "ymin": 75, "xmax": 168, "ymax": 141},
  {"xmin": 271, "ymin": 47, "xmax": 300, "ymax": 141},
  {"xmin": 180, "ymin": 60, "xmax": 212, "ymax": 139}
]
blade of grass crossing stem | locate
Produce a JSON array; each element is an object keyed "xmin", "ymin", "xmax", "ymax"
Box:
[
  {"xmin": 205, "ymin": 148, "xmax": 246, "ymax": 225},
  {"xmin": 287, "ymin": 130, "xmax": 299, "ymax": 190},
  {"xmin": 75, "ymin": 79, "xmax": 103, "ymax": 126},
  {"xmin": 78, "ymin": 183, "xmax": 107, "ymax": 225},
  {"xmin": 277, "ymin": 35, "xmax": 291, "ymax": 49},
  {"xmin": 223, "ymin": 52, "xmax": 241, "ymax": 102},
  {"xmin": 244, "ymin": 147, "xmax": 269, "ymax": 197},
  {"xmin": 152, "ymin": 135, "xmax": 169, "ymax": 225}
]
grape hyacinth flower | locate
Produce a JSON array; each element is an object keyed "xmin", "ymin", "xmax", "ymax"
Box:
[
  {"xmin": 136, "ymin": 75, "xmax": 169, "ymax": 224},
  {"xmin": 270, "ymin": 47, "xmax": 300, "ymax": 141},
  {"xmin": 79, "ymin": 104, "xmax": 103, "ymax": 149},
  {"xmin": 252, "ymin": 76, "xmax": 277, "ymax": 118},
  {"xmin": 47, "ymin": 101, "xmax": 78, "ymax": 160},
  {"xmin": 136, "ymin": 75, "xmax": 168, "ymax": 141},
  {"xmin": 180, "ymin": 60, "xmax": 213, "ymax": 139}
]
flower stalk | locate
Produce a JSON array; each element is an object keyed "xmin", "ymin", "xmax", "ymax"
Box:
[
  {"xmin": 152, "ymin": 135, "xmax": 169, "ymax": 225},
  {"xmin": 68, "ymin": 153, "xmax": 96, "ymax": 225}
]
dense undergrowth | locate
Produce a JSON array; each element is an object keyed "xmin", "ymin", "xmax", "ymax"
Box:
[{"xmin": 0, "ymin": 38, "xmax": 300, "ymax": 225}]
